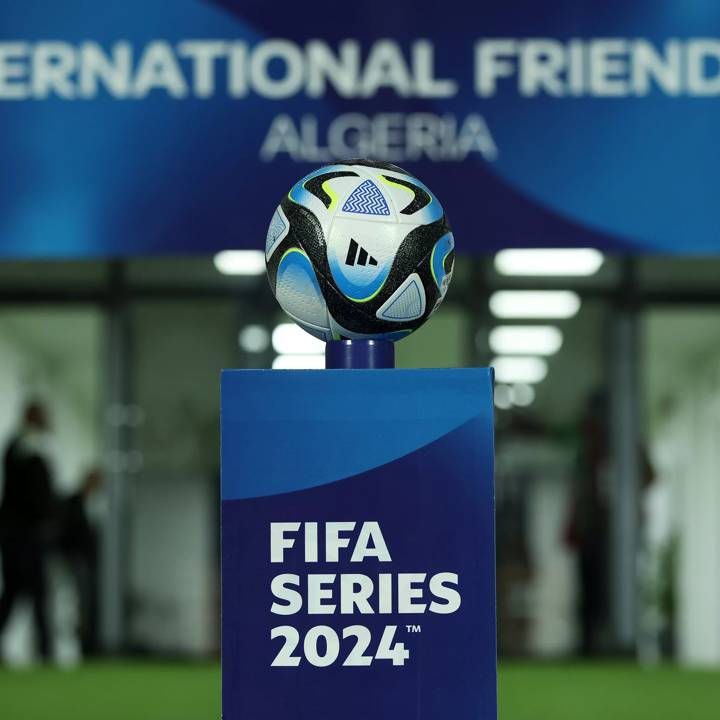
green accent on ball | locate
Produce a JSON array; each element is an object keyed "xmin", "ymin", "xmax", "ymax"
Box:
[
  {"xmin": 279, "ymin": 246, "xmax": 307, "ymax": 263},
  {"xmin": 342, "ymin": 275, "xmax": 388, "ymax": 303},
  {"xmin": 287, "ymin": 178, "xmax": 339, "ymax": 210},
  {"xmin": 380, "ymin": 174, "xmax": 414, "ymax": 196},
  {"xmin": 322, "ymin": 180, "xmax": 339, "ymax": 211},
  {"xmin": 430, "ymin": 242, "xmax": 453, "ymax": 290}
]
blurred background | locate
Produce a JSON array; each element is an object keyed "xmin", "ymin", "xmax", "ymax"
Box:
[{"xmin": 2, "ymin": 1, "xmax": 720, "ymax": 718}]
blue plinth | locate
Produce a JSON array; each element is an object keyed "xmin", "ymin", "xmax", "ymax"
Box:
[
  {"xmin": 325, "ymin": 339, "xmax": 395, "ymax": 369},
  {"xmin": 221, "ymin": 368, "xmax": 497, "ymax": 720}
]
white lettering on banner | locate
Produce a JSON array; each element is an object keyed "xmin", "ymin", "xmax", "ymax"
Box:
[
  {"xmin": 429, "ymin": 572, "xmax": 462, "ymax": 614},
  {"xmin": 360, "ymin": 40, "xmax": 413, "ymax": 97},
  {"xmin": 177, "ymin": 40, "xmax": 227, "ymax": 97},
  {"xmin": 340, "ymin": 574, "xmax": 375, "ymax": 614},
  {"xmin": 266, "ymin": 521, "xmax": 462, "ymax": 668},
  {"xmin": 306, "ymin": 40, "xmax": 360, "ymax": 98},
  {"xmin": 270, "ymin": 574, "xmax": 302, "ymax": 615},
  {"xmin": 2, "ymin": 36, "xmax": 718, "ymax": 167},
  {"xmin": 32, "ymin": 42, "xmax": 77, "ymax": 99},
  {"xmin": 270, "ymin": 521, "xmax": 301, "ymax": 562},
  {"xmin": 0, "ymin": 42, "xmax": 29, "ymax": 99},
  {"xmin": 687, "ymin": 40, "xmax": 720, "ymax": 95},
  {"xmin": 519, "ymin": 40, "xmax": 566, "ymax": 96},
  {"xmin": 2, "ymin": 37, "xmax": 720, "ymax": 101},
  {"xmin": 258, "ymin": 112, "xmax": 498, "ymax": 163},
  {"xmin": 79, "ymin": 42, "xmax": 133, "ymax": 98},
  {"xmin": 589, "ymin": 39, "xmax": 629, "ymax": 97},
  {"xmin": 412, "ymin": 40, "xmax": 457, "ymax": 98},
  {"xmin": 134, "ymin": 41, "xmax": 188, "ymax": 98},
  {"xmin": 474, "ymin": 37, "xmax": 720, "ymax": 97},
  {"xmin": 249, "ymin": 39, "xmax": 305, "ymax": 99},
  {"xmin": 271, "ymin": 521, "xmax": 392, "ymax": 563},
  {"xmin": 476, "ymin": 39, "xmax": 518, "ymax": 96},
  {"xmin": 326, "ymin": 521, "xmax": 357, "ymax": 562},
  {"xmin": 227, "ymin": 42, "xmax": 248, "ymax": 97},
  {"xmin": 307, "ymin": 574, "xmax": 337, "ymax": 614}
]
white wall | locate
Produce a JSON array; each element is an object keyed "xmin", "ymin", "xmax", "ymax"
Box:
[
  {"xmin": 645, "ymin": 309, "xmax": 720, "ymax": 667},
  {"xmin": 651, "ymin": 363, "xmax": 720, "ymax": 667},
  {"xmin": 526, "ymin": 464, "xmax": 578, "ymax": 657},
  {"xmin": 125, "ymin": 299, "xmax": 233, "ymax": 655},
  {"xmin": 128, "ymin": 476, "xmax": 216, "ymax": 655},
  {"xmin": 496, "ymin": 438, "xmax": 578, "ymax": 657}
]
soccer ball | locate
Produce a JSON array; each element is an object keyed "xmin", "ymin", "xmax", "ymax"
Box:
[{"xmin": 265, "ymin": 159, "xmax": 454, "ymax": 342}]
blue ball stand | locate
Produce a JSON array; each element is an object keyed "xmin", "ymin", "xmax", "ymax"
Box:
[{"xmin": 324, "ymin": 339, "xmax": 395, "ymax": 369}]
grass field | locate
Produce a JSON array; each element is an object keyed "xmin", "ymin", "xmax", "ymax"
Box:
[{"xmin": 0, "ymin": 662, "xmax": 718, "ymax": 719}]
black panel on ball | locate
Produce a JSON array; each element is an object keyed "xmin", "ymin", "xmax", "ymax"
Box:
[
  {"xmin": 303, "ymin": 171, "xmax": 358, "ymax": 208},
  {"xmin": 336, "ymin": 158, "xmax": 411, "ymax": 175}
]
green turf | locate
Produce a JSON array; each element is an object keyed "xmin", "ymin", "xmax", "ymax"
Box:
[
  {"xmin": 0, "ymin": 662, "xmax": 220, "ymax": 720},
  {"xmin": 499, "ymin": 663, "xmax": 720, "ymax": 720},
  {"xmin": 0, "ymin": 662, "xmax": 718, "ymax": 719}
]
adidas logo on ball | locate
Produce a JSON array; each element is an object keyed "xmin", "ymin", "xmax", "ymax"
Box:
[{"xmin": 345, "ymin": 239, "xmax": 378, "ymax": 267}]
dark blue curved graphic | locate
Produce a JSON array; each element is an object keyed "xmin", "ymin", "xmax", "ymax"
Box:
[
  {"xmin": 221, "ymin": 367, "xmax": 493, "ymax": 500},
  {"xmin": 222, "ymin": 368, "xmax": 496, "ymax": 720},
  {"xmin": 3, "ymin": 1, "xmax": 720, "ymax": 256}
]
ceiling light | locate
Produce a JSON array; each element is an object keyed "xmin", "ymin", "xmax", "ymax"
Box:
[
  {"xmin": 272, "ymin": 324, "xmax": 325, "ymax": 355},
  {"xmin": 489, "ymin": 291, "xmax": 580, "ymax": 319},
  {"xmin": 213, "ymin": 250, "xmax": 266, "ymax": 276},
  {"xmin": 511, "ymin": 383, "xmax": 536, "ymax": 407},
  {"xmin": 492, "ymin": 356, "xmax": 548, "ymax": 384},
  {"xmin": 495, "ymin": 249, "xmax": 604, "ymax": 276},
  {"xmin": 494, "ymin": 384, "xmax": 513, "ymax": 410},
  {"xmin": 489, "ymin": 326, "xmax": 563, "ymax": 356},
  {"xmin": 272, "ymin": 354, "xmax": 325, "ymax": 370},
  {"xmin": 239, "ymin": 325, "xmax": 270, "ymax": 353}
]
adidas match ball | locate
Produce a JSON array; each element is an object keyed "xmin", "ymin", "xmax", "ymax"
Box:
[{"xmin": 265, "ymin": 159, "xmax": 454, "ymax": 342}]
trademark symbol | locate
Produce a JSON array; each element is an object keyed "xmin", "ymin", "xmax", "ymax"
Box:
[{"xmin": 405, "ymin": 625, "xmax": 422, "ymax": 634}]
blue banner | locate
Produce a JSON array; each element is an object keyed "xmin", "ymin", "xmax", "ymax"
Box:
[
  {"xmin": 2, "ymin": 1, "xmax": 720, "ymax": 257},
  {"xmin": 221, "ymin": 368, "xmax": 497, "ymax": 719}
]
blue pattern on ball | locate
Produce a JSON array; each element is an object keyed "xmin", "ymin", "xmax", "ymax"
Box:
[{"xmin": 342, "ymin": 180, "xmax": 390, "ymax": 216}]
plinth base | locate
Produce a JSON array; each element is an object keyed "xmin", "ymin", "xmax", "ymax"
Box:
[{"xmin": 325, "ymin": 339, "xmax": 395, "ymax": 369}]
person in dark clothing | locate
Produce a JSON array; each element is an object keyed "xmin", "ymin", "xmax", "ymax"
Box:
[
  {"xmin": 565, "ymin": 391, "xmax": 610, "ymax": 656},
  {"xmin": 565, "ymin": 390, "xmax": 655, "ymax": 656},
  {"xmin": 58, "ymin": 469, "xmax": 102, "ymax": 657},
  {"xmin": 0, "ymin": 401, "xmax": 56, "ymax": 661}
]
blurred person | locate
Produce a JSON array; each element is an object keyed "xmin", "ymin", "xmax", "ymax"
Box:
[
  {"xmin": 565, "ymin": 390, "xmax": 655, "ymax": 656},
  {"xmin": 565, "ymin": 390, "xmax": 610, "ymax": 656},
  {"xmin": 58, "ymin": 468, "xmax": 102, "ymax": 657},
  {"xmin": 0, "ymin": 401, "xmax": 56, "ymax": 662}
]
